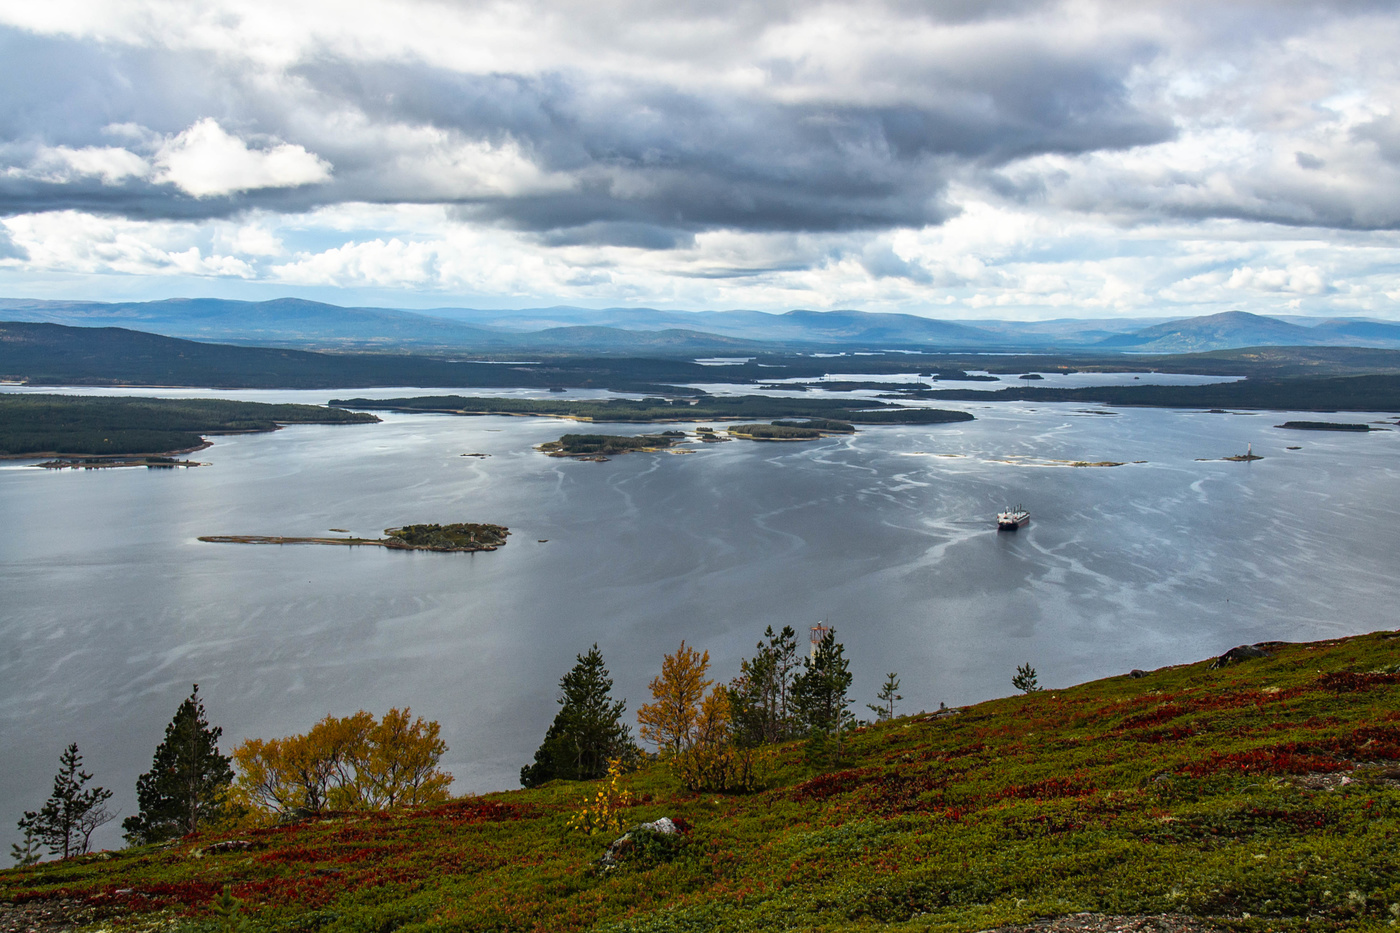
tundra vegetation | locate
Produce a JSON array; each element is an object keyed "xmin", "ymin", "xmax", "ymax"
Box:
[{"xmin": 5, "ymin": 631, "xmax": 1400, "ymax": 932}]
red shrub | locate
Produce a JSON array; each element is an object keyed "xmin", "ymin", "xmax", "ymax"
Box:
[
  {"xmin": 418, "ymin": 799, "xmax": 541, "ymax": 825},
  {"xmin": 1319, "ymin": 671, "xmax": 1400, "ymax": 693},
  {"xmin": 790, "ymin": 767, "xmax": 876, "ymax": 802},
  {"xmin": 1118, "ymin": 704, "xmax": 1188, "ymax": 731},
  {"xmin": 991, "ymin": 776, "xmax": 1094, "ymax": 802},
  {"xmin": 1179, "ymin": 747, "xmax": 1349, "ymax": 777}
]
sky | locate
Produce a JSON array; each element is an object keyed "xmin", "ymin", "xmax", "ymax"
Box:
[{"xmin": 1, "ymin": 0, "xmax": 1399, "ymax": 320}]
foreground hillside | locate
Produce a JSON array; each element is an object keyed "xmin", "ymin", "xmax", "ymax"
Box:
[{"xmin": 4, "ymin": 632, "xmax": 1400, "ymax": 932}]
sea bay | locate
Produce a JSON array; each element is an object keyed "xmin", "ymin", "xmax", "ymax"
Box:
[{"xmin": 2, "ymin": 384, "xmax": 1398, "ymax": 852}]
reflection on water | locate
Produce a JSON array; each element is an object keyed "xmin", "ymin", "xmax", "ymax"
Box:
[{"xmin": 2, "ymin": 387, "xmax": 1398, "ymax": 852}]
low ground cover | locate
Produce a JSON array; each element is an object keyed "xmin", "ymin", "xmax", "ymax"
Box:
[{"xmin": 5, "ymin": 632, "xmax": 1400, "ymax": 932}]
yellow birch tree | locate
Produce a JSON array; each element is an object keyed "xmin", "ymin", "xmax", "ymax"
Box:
[{"xmin": 636, "ymin": 641, "xmax": 711, "ymax": 755}]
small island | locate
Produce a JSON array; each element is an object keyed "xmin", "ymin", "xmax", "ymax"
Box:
[
  {"xmin": 726, "ymin": 419, "xmax": 855, "ymax": 440},
  {"xmin": 200, "ymin": 523, "xmax": 509, "ymax": 552},
  {"xmin": 537, "ymin": 434, "xmax": 680, "ymax": 458},
  {"xmin": 1276, "ymin": 421, "xmax": 1373, "ymax": 432},
  {"xmin": 37, "ymin": 455, "xmax": 206, "ymax": 470}
]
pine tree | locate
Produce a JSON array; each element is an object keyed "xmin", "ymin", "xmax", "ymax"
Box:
[
  {"xmin": 122, "ymin": 685, "xmax": 234, "ymax": 844},
  {"xmin": 521, "ymin": 646, "xmax": 635, "ymax": 787},
  {"xmin": 10, "ymin": 828, "xmax": 41, "ymax": 867},
  {"xmin": 791, "ymin": 628, "xmax": 854, "ymax": 765},
  {"xmin": 867, "ymin": 672, "xmax": 902, "ymax": 721},
  {"xmin": 1012, "ymin": 663, "xmax": 1042, "ymax": 694},
  {"xmin": 17, "ymin": 743, "xmax": 114, "ymax": 860},
  {"xmin": 728, "ymin": 625, "xmax": 801, "ymax": 747}
]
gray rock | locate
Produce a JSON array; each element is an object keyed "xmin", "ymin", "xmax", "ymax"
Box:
[
  {"xmin": 599, "ymin": 818, "xmax": 680, "ymax": 870},
  {"xmin": 1209, "ymin": 644, "xmax": 1273, "ymax": 670}
]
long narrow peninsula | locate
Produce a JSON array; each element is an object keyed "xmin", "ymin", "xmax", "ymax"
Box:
[
  {"xmin": 0, "ymin": 394, "xmax": 379, "ymax": 459},
  {"xmin": 201, "ymin": 523, "xmax": 509, "ymax": 552},
  {"xmin": 329, "ymin": 394, "xmax": 974, "ymax": 425}
]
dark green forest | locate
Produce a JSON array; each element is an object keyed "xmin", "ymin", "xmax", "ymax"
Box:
[
  {"xmin": 911, "ymin": 373, "xmax": 1400, "ymax": 411},
  {"xmin": 329, "ymin": 395, "xmax": 974, "ymax": 424},
  {"xmin": 0, "ymin": 395, "xmax": 378, "ymax": 456}
]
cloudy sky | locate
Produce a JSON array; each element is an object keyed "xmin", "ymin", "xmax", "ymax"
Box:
[{"xmin": 1, "ymin": 0, "xmax": 1398, "ymax": 319}]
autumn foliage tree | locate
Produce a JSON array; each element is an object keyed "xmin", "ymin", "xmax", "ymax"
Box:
[
  {"xmin": 638, "ymin": 641, "xmax": 753, "ymax": 791},
  {"xmin": 637, "ymin": 640, "xmax": 712, "ymax": 755},
  {"xmin": 228, "ymin": 708, "xmax": 451, "ymax": 823}
]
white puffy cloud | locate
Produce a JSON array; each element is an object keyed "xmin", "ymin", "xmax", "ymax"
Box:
[
  {"xmin": 1226, "ymin": 264, "xmax": 1330, "ymax": 295},
  {"xmin": 0, "ymin": 211, "xmax": 255, "ymax": 278},
  {"xmin": 18, "ymin": 145, "xmax": 152, "ymax": 185},
  {"xmin": 153, "ymin": 119, "xmax": 332, "ymax": 198}
]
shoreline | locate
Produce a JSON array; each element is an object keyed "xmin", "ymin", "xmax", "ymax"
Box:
[{"xmin": 1, "ymin": 441, "xmax": 214, "ymax": 462}]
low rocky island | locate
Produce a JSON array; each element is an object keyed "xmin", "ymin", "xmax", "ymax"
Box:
[
  {"xmin": 726, "ymin": 419, "xmax": 855, "ymax": 440},
  {"xmin": 1276, "ymin": 420, "xmax": 1374, "ymax": 432},
  {"xmin": 36, "ymin": 455, "xmax": 206, "ymax": 470},
  {"xmin": 200, "ymin": 523, "xmax": 509, "ymax": 552},
  {"xmin": 537, "ymin": 433, "xmax": 681, "ymax": 458}
]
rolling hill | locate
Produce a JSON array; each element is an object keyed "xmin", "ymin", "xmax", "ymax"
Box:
[{"xmin": 3, "ymin": 629, "xmax": 1399, "ymax": 932}]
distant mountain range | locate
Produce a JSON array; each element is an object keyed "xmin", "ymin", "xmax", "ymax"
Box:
[{"xmin": 1, "ymin": 298, "xmax": 1398, "ymax": 354}]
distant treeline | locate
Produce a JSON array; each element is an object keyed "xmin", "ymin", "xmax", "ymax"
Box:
[
  {"xmin": 0, "ymin": 322, "xmax": 711, "ymax": 394},
  {"xmin": 0, "ymin": 395, "xmax": 377, "ymax": 456},
  {"xmin": 912, "ymin": 374, "xmax": 1400, "ymax": 412},
  {"xmin": 330, "ymin": 395, "xmax": 975, "ymax": 425},
  {"xmin": 9, "ymin": 321, "xmax": 1400, "ymax": 397}
]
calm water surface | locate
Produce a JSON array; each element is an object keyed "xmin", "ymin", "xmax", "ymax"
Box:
[{"xmin": 3, "ymin": 385, "xmax": 1398, "ymax": 851}]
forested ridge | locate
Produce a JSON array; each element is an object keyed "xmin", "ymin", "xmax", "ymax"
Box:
[
  {"xmin": 0, "ymin": 395, "xmax": 377, "ymax": 456},
  {"xmin": 329, "ymin": 395, "xmax": 974, "ymax": 424}
]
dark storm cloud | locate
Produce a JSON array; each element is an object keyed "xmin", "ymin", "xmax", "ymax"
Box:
[
  {"xmin": 3, "ymin": 2, "xmax": 1395, "ymax": 242},
  {"xmin": 295, "ymin": 52, "xmax": 1171, "ymax": 244},
  {"xmin": 0, "ymin": 21, "xmax": 1172, "ymax": 239}
]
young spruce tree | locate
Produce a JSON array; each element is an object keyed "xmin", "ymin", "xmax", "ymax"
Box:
[
  {"xmin": 791, "ymin": 628, "xmax": 854, "ymax": 766},
  {"xmin": 123, "ymin": 685, "xmax": 234, "ymax": 844},
  {"xmin": 521, "ymin": 645, "xmax": 635, "ymax": 787},
  {"xmin": 17, "ymin": 743, "xmax": 114, "ymax": 860}
]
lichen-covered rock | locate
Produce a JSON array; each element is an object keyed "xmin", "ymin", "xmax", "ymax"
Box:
[{"xmin": 598, "ymin": 817, "xmax": 685, "ymax": 870}]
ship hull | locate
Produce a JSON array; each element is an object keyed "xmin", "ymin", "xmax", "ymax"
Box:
[{"xmin": 997, "ymin": 516, "xmax": 1030, "ymax": 531}]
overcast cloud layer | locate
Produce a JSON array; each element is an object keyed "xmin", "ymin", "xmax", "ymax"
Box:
[{"xmin": 1, "ymin": 0, "xmax": 1399, "ymax": 318}]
